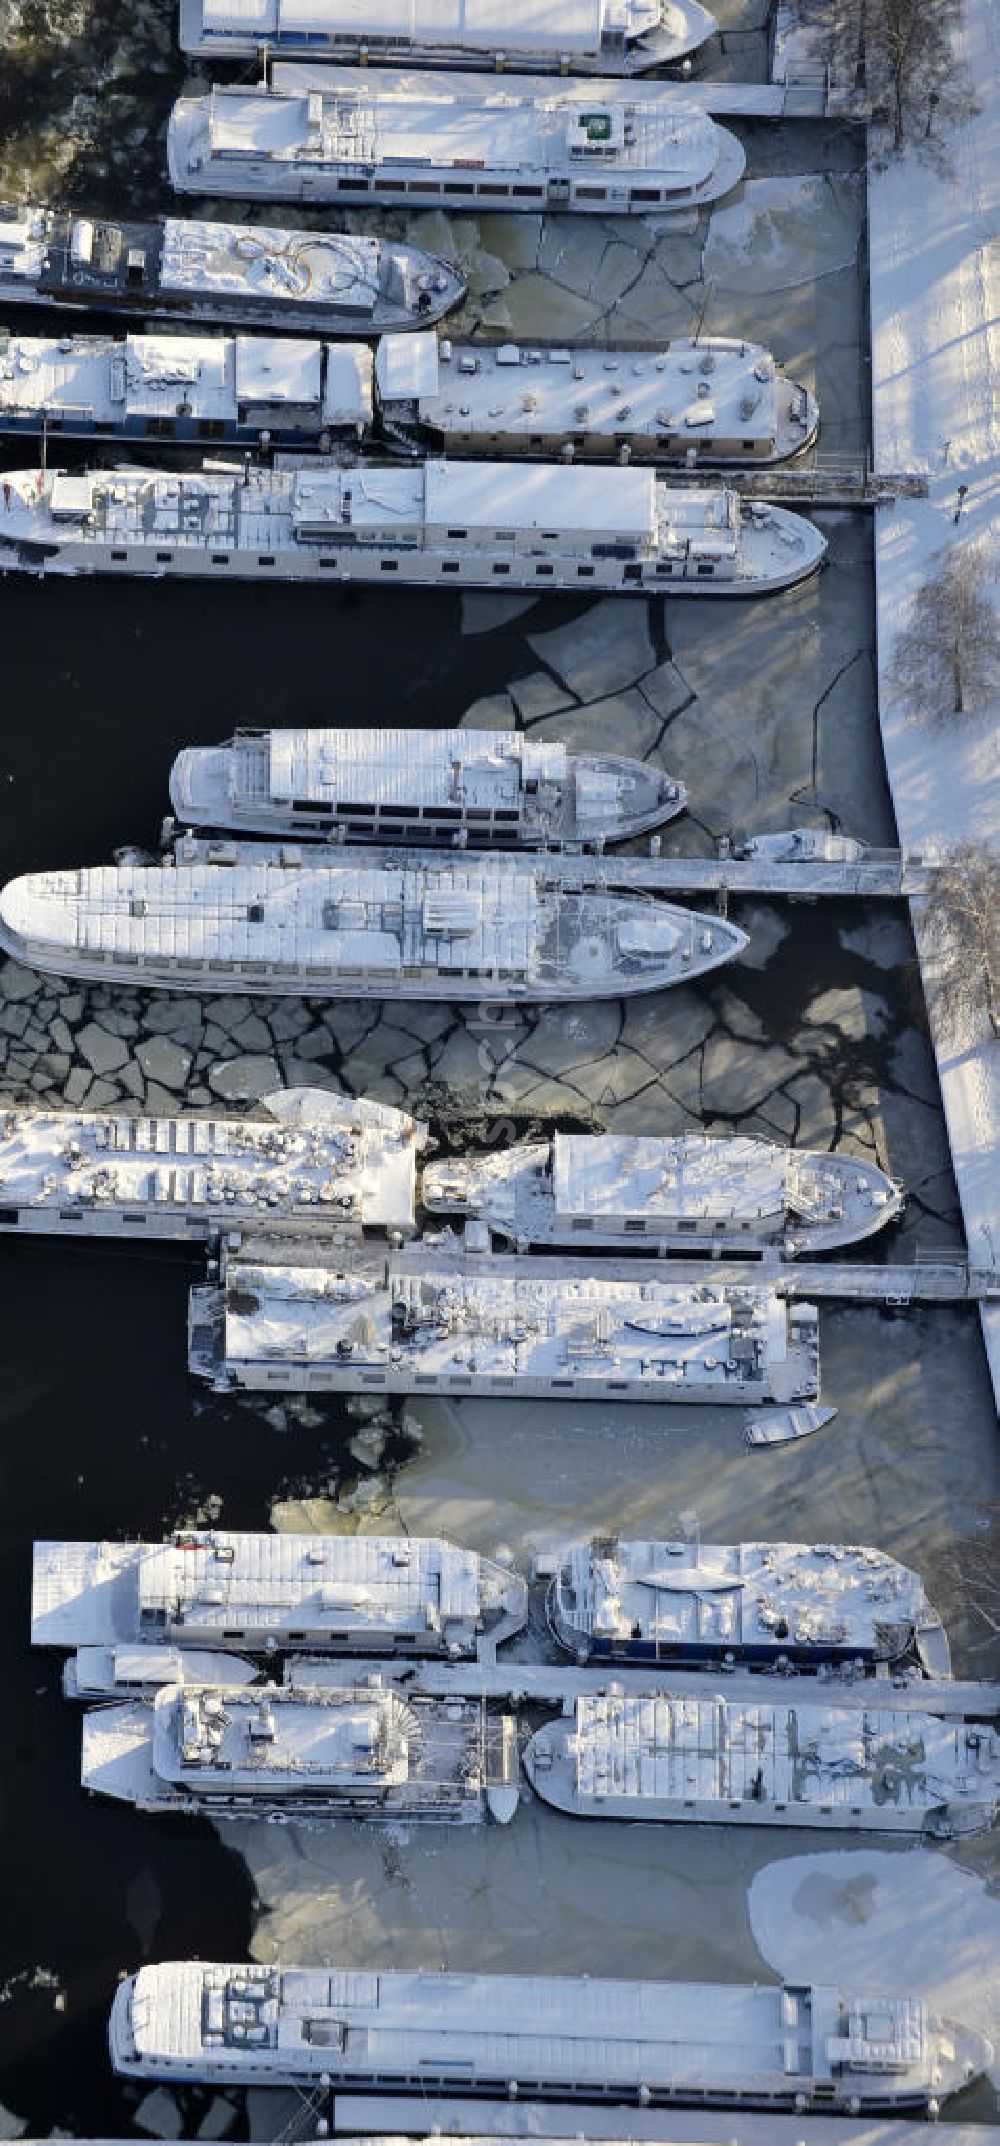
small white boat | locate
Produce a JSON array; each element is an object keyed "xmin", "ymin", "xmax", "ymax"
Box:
[{"xmin": 745, "ymin": 1402, "xmax": 837, "ymax": 1445}]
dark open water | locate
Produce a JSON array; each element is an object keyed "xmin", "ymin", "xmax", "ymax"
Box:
[
  {"xmin": 0, "ymin": 576, "xmax": 565, "ymax": 873},
  {"xmin": 0, "ymin": 572, "xmax": 573, "ymax": 2135}
]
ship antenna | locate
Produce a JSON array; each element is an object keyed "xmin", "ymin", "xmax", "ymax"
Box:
[{"xmin": 692, "ymin": 278, "xmax": 713, "ymax": 348}]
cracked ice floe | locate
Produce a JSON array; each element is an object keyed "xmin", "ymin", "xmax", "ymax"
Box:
[
  {"xmin": 704, "ymin": 174, "xmax": 863, "ymax": 294},
  {"xmin": 459, "ymin": 594, "xmax": 540, "ymax": 639},
  {"xmin": 748, "ymin": 1847, "xmax": 1000, "ymax": 2089}
]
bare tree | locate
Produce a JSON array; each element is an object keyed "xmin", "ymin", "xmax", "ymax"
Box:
[
  {"xmin": 924, "ymin": 1504, "xmax": 1000, "ymax": 1666},
  {"xmin": 893, "ymin": 549, "xmax": 1000, "ymax": 722},
  {"xmin": 819, "ymin": 0, "xmax": 973, "ymax": 151},
  {"xmin": 918, "ymin": 843, "xmax": 1000, "ymax": 1044}
]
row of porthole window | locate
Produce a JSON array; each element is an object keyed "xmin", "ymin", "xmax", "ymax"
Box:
[{"xmin": 117, "ymin": 551, "xmax": 709, "ymax": 579}]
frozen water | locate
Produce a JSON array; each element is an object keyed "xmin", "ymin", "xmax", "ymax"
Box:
[{"xmin": 704, "ymin": 174, "xmax": 863, "ymax": 294}]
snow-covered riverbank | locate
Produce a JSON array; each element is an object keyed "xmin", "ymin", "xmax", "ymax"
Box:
[{"xmin": 868, "ymin": 0, "xmax": 1000, "ymax": 1404}]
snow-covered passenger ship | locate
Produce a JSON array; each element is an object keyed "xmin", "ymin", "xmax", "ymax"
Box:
[
  {"xmin": 189, "ymin": 1248, "xmax": 821, "ymax": 1405},
  {"xmin": 546, "ymin": 1536, "xmax": 951, "ymax": 1673},
  {"xmin": 0, "ymin": 852, "xmax": 746, "ymax": 1001},
  {"xmin": 82, "ymin": 1678, "xmax": 519, "ymax": 1823},
  {"xmin": 0, "ymin": 326, "xmax": 819, "ymax": 467},
  {"xmin": 0, "ymin": 206, "xmax": 463, "ymax": 330},
  {"xmin": 0, "ymin": 1090, "xmax": 421, "ymax": 1244},
  {"xmin": 179, "ymin": 0, "xmax": 718, "ymax": 72},
  {"xmin": 168, "ymin": 729, "xmax": 686, "ymax": 848},
  {"xmin": 107, "ymin": 1960, "xmax": 992, "ymax": 2110},
  {"xmin": 0, "ymin": 462, "xmax": 827, "ymax": 595},
  {"xmin": 167, "ymin": 67, "xmax": 745, "ymax": 214},
  {"xmin": 422, "ymin": 1131, "xmax": 904, "ymax": 1254},
  {"xmin": 32, "ymin": 1531, "xmax": 527, "ymax": 1664},
  {"xmin": 523, "ymin": 1690, "xmax": 1000, "ymax": 1836}
]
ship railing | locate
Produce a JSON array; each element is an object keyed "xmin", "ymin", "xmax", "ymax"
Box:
[{"xmin": 268, "ymin": 2082, "xmax": 333, "ymax": 2144}]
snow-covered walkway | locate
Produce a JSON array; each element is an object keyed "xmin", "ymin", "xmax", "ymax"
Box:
[{"xmin": 868, "ymin": 0, "xmax": 1000, "ymax": 1404}]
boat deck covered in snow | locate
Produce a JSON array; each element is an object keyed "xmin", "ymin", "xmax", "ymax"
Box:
[
  {"xmin": 107, "ymin": 1960, "xmax": 991, "ymax": 2108},
  {"xmin": 168, "ymin": 729, "xmax": 686, "ymax": 847},
  {"xmin": 0, "ymin": 462, "xmax": 827, "ymax": 594},
  {"xmin": 546, "ymin": 1537, "xmax": 951, "ymax": 1672},
  {"xmin": 398, "ymin": 333, "xmax": 818, "ymax": 465},
  {"xmin": 0, "ymin": 1090, "xmax": 421, "ymax": 1242},
  {"xmin": 0, "ymin": 853, "xmax": 746, "ymax": 1001},
  {"xmin": 0, "ymin": 328, "xmax": 375, "ymax": 448},
  {"xmin": 0, "ymin": 207, "xmax": 463, "ymax": 330},
  {"xmin": 0, "ymin": 326, "xmax": 818, "ymax": 468},
  {"xmin": 178, "ymin": 0, "xmax": 717, "ymax": 72},
  {"xmin": 189, "ymin": 1248, "xmax": 821, "ymax": 1403},
  {"xmin": 523, "ymin": 1690, "xmax": 1000, "ymax": 1835},
  {"xmin": 82, "ymin": 1677, "xmax": 519, "ymax": 1823},
  {"xmin": 167, "ymin": 67, "xmax": 745, "ymax": 214},
  {"xmin": 32, "ymin": 1531, "xmax": 528, "ymax": 1661},
  {"xmin": 64, "ymin": 1643, "xmax": 260, "ymax": 1702},
  {"xmin": 422, "ymin": 1132, "xmax": 904, "ymax": 1254}
]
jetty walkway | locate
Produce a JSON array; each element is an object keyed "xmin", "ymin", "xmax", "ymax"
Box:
[
  {"xmin": 285, "ymin": 840, "xmax": 932, "ymax": 900},
  {"xmin": 293, "ymin": 1654, "xmax": 1000, "ymax": 1720},
  {"xmin": 332, "ymin": 2111, "xmax": 992, "ymax": 2144}
]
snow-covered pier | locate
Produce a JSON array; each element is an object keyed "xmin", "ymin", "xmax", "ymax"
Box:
[
  {"xmin": 225, "ymin": 1236, "xmax": 1000, "ymax": 1304},
  {"xmin": 291, "ymin": 1654, "xmax": 999, "ymax": 1720},
  {"xmin": 170, "ymin": 832, "xmax": 931, "ymax": 899},
  {"xmin": 333, "ymin": 2117, "xmax": 994, "ymax": 2144}
]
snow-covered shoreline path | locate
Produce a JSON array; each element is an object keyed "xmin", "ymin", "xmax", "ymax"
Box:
[{"xmin": 869, "ymin": 0, "xmax": 1000, "ymax": 1404}]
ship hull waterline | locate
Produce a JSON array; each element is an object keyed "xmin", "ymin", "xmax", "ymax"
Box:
[{"xmin": 0, "ymin": 536, "xmax": 826, "ymax": 598}]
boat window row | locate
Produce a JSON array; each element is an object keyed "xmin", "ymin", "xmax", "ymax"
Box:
[
  {"xmin": 104, "ymin": 549, "xmax": 723, "ymax": 580},
  {"xmin": 310, "ymin": 176, "xmax": 685, "ymax": 205},
  {"xmin": 244, "ymin": 1366, "xmax": 746, "ymax": 1394}
]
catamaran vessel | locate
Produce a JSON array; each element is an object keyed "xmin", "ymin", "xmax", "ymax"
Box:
[
  {"xmin": 546, "ymin": 1537, "xmax": 950, "ymax": 1672},
  {"xmin": 189, "ymin": 1247, "xmax": 821, "ymax": 1403},
  {"xmin": 422, "ymin": 1131, "xmax": 904, "ymax": 1254},
  {"xmin": 523, "ymin": 1689, "xmax": 1000, "ymax": 1836},
  {"xmin": 0, "ymin": 206, "xmax": 463, "ymax": 329},
  {"xmin": 0, "ymin": 326, "xmax": 819, "ymax": 466},
  {"xmin": 82, "ymin": 1677, "xmax": 519, "ymax": 1822},
  {"xmin": 0, "ymin": 463, "xmax": 827, "ymax": 593},
  {"xmin": 32, "ymin": 1531, "xmax": 528, "ymax": 1666},
  {"xmin": 0, "ymin": 1090, "xmax": 422, "ymax": 1243},
  {"xmin": 178, "ymin": 0, "xmax": 718, "ymax": 72},
  {"xmin": 167, "ymin": 67, "xmax": 746, "ymax": 214},
  {"xmin": 0, "ymin": 850, "xmax": 747, "ymax": 999},
  {"xmin": 168, "ymin": 729, "xmax": 686, "ymax": 847},
  {"xmin": 107, "ymin": 1960, "xmax": 992, "ymax": 2108}
]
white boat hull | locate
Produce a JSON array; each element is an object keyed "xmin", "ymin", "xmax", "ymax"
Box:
[{"xmin": 0, "ymin": 533, "xmax": 824, "ymax": 597}]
